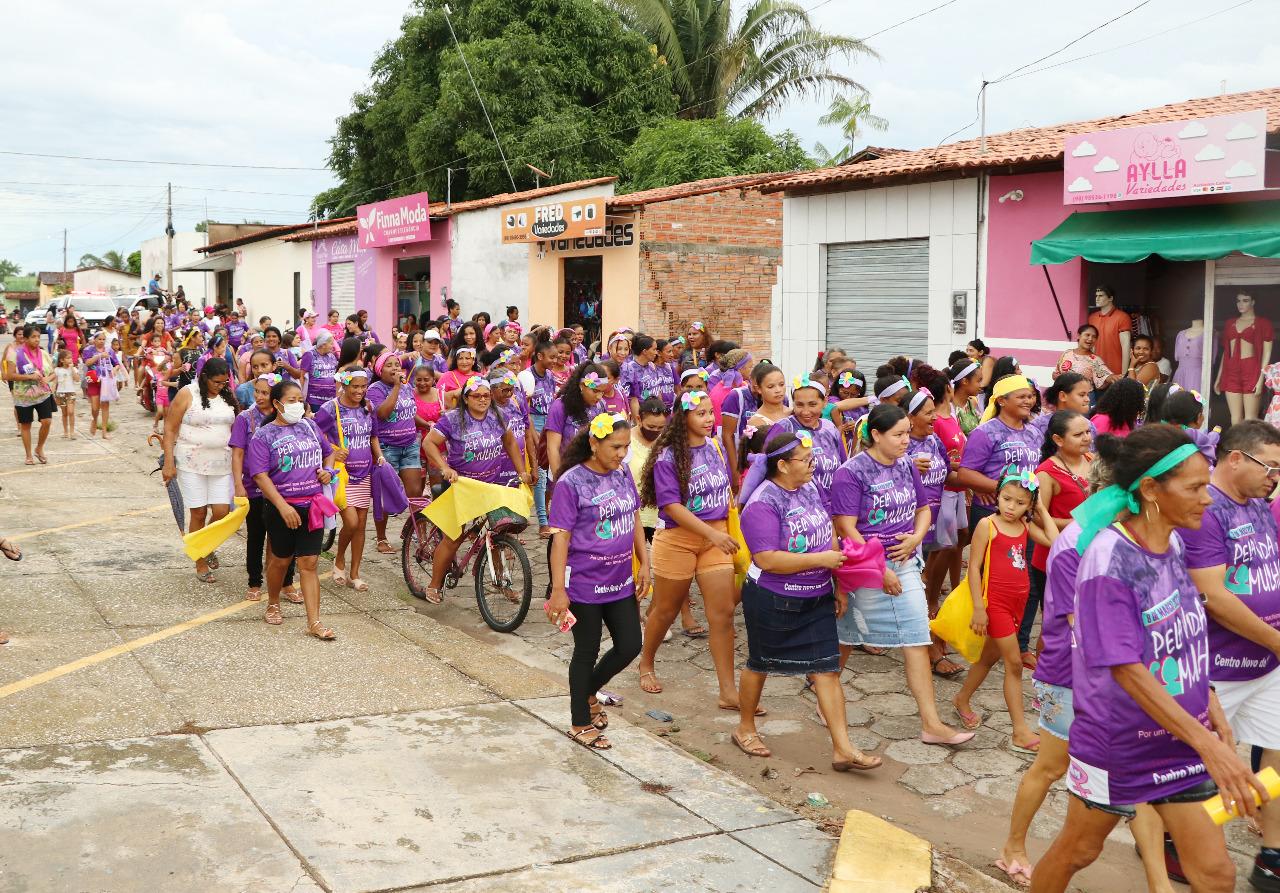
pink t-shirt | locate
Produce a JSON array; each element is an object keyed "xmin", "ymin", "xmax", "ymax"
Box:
[
  {"xmin": 932, "ymin": 413, "xmax": 967, "ymax": 493},
  {"xmin": 1091, "ymin": 415, "xmax": 1133, "ymax": 438}
]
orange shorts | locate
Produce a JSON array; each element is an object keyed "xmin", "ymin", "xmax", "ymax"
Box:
[{"xmin": 651, "ymin": 520, "xmax": 734, "ymax": 581}]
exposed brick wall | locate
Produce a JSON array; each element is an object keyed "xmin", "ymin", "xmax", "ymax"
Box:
[{"xmin": 635, "ymin": 189, "xmax": 782, "ymax": 359}]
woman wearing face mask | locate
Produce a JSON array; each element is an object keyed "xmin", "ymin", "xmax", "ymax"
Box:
[
  {"xmin": 247, "ymin": 379, "xmax": 336, "ymax": 639},
  {"xmin": 315, "ymin": 369, "xmax": 383, "ymax": 593},
  {"xmin": 301, "ymin": 330, "xmax": 339, "ymax": 414},
  {"xmin": 637, "ymin": 390, "xmax": 744, "ymax": 709},
  {"xmin": 765, "ymin": 375, "xmax": 845, "ymax": 510},
  {"xmin": 231, "ymin": 373, "xmax": 298, "ymax": 604},
  {"xmin": 163, "ymin": 357, "xmax": 238, "ymax": 583},
  {"xmin": 547, "ymin": 413, "xmax": 648, "ymax": 750},
  {"xmin": 368, "ymin": 346, "xmax": 425, "ymax": 555}
]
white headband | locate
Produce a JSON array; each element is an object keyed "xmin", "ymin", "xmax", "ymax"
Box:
[
  {"xmin": 908, "ymin": 390, "xmax": 932, "ymax": 415},
  {"xmin": 950, "ymin": 361, "xmax": 979, "ymax": 385},
  {"xmin": 878, "ymin": 379, "xmax": 909, "ymax": 401}
]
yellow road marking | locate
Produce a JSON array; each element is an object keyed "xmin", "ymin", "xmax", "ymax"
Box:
[
  {"xmin": 0, "ymin": 572, "xmax": 334, "ymax": 700},
  {"xmin": 8, "ymin": 503, "xmax": 169, "ymax": 542},
  {"xmin": 0, "ymin": 455, "xmax": 116, "ymax": 477}
]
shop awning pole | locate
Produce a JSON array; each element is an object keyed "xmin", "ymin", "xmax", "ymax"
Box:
[{"xmin": 1040, "ymin": 265, "xmax": 1071, "ymax": 339}]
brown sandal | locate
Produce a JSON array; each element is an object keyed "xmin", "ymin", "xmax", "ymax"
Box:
[
  {"xmin": 639, "ymin": 670, "xmax": 662, "ymax": 694},
  {"xmin": 590, "ymin": 701, "xmax": 608, "ymax": 730},
  {"xmin": 568, "ymin": 727, "xmax": 611, "ymax": 750},
  {"xmin": 832, "ymin": 751, "xmax": 883, "ymax": 772},
  {"xmin": 307, "ymin": 620, "xmax": 336, "ymax": 641},
  {"xmin": 731, "ymin": 730, "xmax": 771, "ymax": 758}
]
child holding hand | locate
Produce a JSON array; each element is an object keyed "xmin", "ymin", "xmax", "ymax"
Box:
[{"xmin": 952, "ymin": 467, "xmax": 1058, "ymax": 754}]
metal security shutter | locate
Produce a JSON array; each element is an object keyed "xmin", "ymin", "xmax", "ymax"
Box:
[
  {"xmin": 825, "ymin": 239, "xmax": 929, "ymax": 366},
  {"xmin": 329, "ymin": 262, "xmax": 355, "ymax": 319}
]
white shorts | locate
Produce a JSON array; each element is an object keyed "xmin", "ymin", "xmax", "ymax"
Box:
[
  {"xmin": 1215, "ymin": 666, "xmax": 1280, "ymax": 749},
  {"xmin": 176, "ymin": 469, "xmax": 234, "ymax": 509}
]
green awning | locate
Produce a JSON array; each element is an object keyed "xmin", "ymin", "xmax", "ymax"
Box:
[{"xmin": 1031, "ymin": 200, "xmax": 1280, "ymax": 265}]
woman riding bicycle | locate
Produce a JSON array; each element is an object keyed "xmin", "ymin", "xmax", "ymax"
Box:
[{"xmin": 421, "ymin": 375, "xmax": 532, "ymax": 605}]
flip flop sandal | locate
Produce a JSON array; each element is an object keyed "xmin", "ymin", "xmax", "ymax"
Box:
[
  {"xmin": 832, "ymin": 752, "xmax": 883, "ymax": 772},
  {"xmin": 954, "ymin": 705, "xmax": 983, "ymax": 730},
  {"xmin": 244, "ymin": 588, "xmax": 262, "ymax": 602},
  {"xmin": 348, "ymin": 578, "xmax": 369, "ymax": 592},
  {"xmin": 35, "ymin": 453, "xmax": 47, "ymax": 464},
  {"xmin": 195, "ymin": 570, "xmax": 216, "ymax": 584},
  {"xmin": 376, "ymin": 539, "xmax": 395, "ymax": 554},
  {"xmin": 206, "ymin": 552, "xmax": 220, "ymax": 570},
  {"xmin": 423, "ymin": 587, "xmax": 444, "ymax": 605},
  {"xmin": 857, "ymin": 644, "xmax": 887, "ymax": 656},
  {"xmin": 931, "ymin": 657, "xmax": 964, "ymax": 678},
  {"xmin": 731, "ymin": 731, "xmax": 771, "ymax": 758},
  {"xmin": 281, "ymin": 587, "xmax": 304, "ymax": 604},
  {"xmin": 306, "ymin": 621, "xmax": 336, "ymax": 641},
  {"xmin": 568, "ymin": 727, "xmax": 611, "ymax": 750},
  {"xmin": 639, "ymin": 670, "xmax": 663, "ymax": 694},
  {"xmin": 264, "ymin": 604, "xmax": 283, "ymax": 625},
  {"xmin": 995, "ymin": 859, "xmax": 1033, "ymax": 888},
  {"xmin": 24, "ymin": 458, "xmax": 34, "ymax": 466},
  {"xmin": 721, "ymin": 703, "xmax": 767, "ymax": 716},
  {"xmin": 1010, "ymin": 738, "xmax": 1040, "ymax": 755},
  {"xmin": 0, "ymin": 539, "xmax": 22, "ymax": 562},
  {"xmin": 681, "ymin": 626, "xmax": 709, "ymax": 638}
]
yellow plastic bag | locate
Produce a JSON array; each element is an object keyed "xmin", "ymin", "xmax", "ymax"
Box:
[
  {"xmin": 424, "ymin": 477, "xmax": 534, "ymax": 540},
  {"xmin": 182, "ymin": 496, "xmax": 250, "ymax": 561},
  {"xmin": 331, "ymin": 402, "xmax": 348, "ymax": 511},
  {"xmin": 928, "ymin": 519, "xmax": 993, "ymax": 664},
  {"xmin": 710, "ymin": 439, "xmax": 751, "ymax": 586}
]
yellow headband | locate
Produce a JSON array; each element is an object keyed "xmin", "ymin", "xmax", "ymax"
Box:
[{"xmin": 980, "ymin": 374, "xmax": 1034, "ymax": 423}]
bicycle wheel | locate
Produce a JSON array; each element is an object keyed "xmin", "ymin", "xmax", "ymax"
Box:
[
  {"xmin": 474, "ymin": 532, "xmax": 533, "ymax": 632},
  {"xmin": 322, "ymin": 527, "xmax": 336, "ymax": 553},
  {"xmin": 401, "ymin": 514, "xmax": 442, "ymax": 600}
]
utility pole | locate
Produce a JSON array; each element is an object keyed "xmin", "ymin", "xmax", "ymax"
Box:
[
  {"xmin": 165, "ymin": 182, "xmax": 175, "ymax": 295},
  {"xmin": 979, "ymin": 81, "xmax": 989, "ymax": 155},
  {"xmin": 62, "ymin": 229, "xmax": 67, "ymax": 278}
]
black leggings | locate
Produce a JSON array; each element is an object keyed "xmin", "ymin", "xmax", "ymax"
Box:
[
  {"xmin": 246, "ymin": 496, "xmax": 296, "ymax": 589},
  {"xmin": 569, "ymin": 596, "xmax": 643, "ymax": 727}
]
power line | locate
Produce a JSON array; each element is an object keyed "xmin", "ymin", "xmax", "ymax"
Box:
[
  {"xmin": 991, "ymin": 0, "xmax": 1152, "ymax": 84},
  {"xmin": 0, "ymin": 180, "xmax": 315, "ymax": 196},
  {"xmin": 0, "ymin": 149, "xmax": 328, "ymax": 171},
  {"xmin": 442, "ymin": 5, "xmax": 517, "ymax": 193}
]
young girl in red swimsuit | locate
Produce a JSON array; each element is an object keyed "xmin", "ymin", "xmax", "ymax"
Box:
[{"xmin": 950, "ymin": 469, "xmax": 1058, "ymax": 754}]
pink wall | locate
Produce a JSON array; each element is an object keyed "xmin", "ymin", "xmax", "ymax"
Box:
[
  {"xmin": 985, "ymin": 154, "xmax": 1280, "ymax": 344},
  {"xmin": 358, "ymin": 217, "xmax": 451, "ymax": 341}
]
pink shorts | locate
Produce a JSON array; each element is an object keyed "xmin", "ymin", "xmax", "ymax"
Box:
[{"xmin": 155, "ymin": 387, "xmax": 170, "ymax": 407}]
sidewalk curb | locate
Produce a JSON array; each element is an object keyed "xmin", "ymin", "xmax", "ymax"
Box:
[{"xmin": 829, "ymin": 809, "xmax": 932, "ymax": 893}]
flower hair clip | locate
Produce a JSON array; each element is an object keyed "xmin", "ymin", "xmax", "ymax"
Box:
[
  {"xmin": 999, "ymin": 466, "xmax": 1039, "ymax": 492},
  {"xmin": 690, "ymin": 321, "xmax": 705, "ymax": 332},
  {"xmin": 794, "ymin": 430, "xmax": 814, "ymax": 448},
  {"xmin": 334, "ymin": 369, "xmax": 368, "ymax": 386},
  {"xmin": 257, "ymin": 373, "xmax": 283, "ymax": 386},
  {"xmin": 742, "ymin": 423, "xmax": 760, "ymax": 439},
  {"xmin": 582, "ymin": 371, "xmax": 605, "ymax": 390},
  {"xmin": 589, "ymin": 412, "xmax": 626, "ymax": 439},
  {"xmin": 680, "ymin": 390, "xmax": 708, "ymax": 409},
  {"xmin": 462, "ymin": 375, "xmax": 490, "ymax": 395},
  {"xmin": 838, "ymin": 370, "xmax": 858, "ymax": 387}
]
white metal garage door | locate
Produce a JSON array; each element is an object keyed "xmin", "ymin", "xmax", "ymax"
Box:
[
  {"xmin": 825, "ymin": 239, "xmax": 929, "ymax": 368},
  {"xmin": 329, "ymin": 262, "xmax": 355, "ymax": 321}
]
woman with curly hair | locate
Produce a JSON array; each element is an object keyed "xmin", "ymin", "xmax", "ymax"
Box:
[
  {"xmin": 1091, "ymin": 376, "xmax": 1144, "ymax": 438},
  {"xmin": 636, "ymin": 389, "xmax": 744, "ymax": 711},
  {"xmin": 544, "ymin": 361, "xmax": 608, "ymax": 479}
]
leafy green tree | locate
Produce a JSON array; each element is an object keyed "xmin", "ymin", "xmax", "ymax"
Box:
[
  {"xmin": 0, "ymin": 259, "xmax": 20, "ymax": 280},
  {"xmin": 77, "ymin": 251, "xmax": 128, "ymax": 271},
  {"xmin": 78, "ymin": 253, "xmax": 103, "ymax": 269},
  {"xmin": 620, "ymin": 116, "xmax": 812, "ymax": 191},
  {"xmin": 127, "ymin": 251, "xmax": 142, "ymax": 276},
  {"xmin": 608, "ymin": 0, "xmax": 874, "ymax": 119},
  {"xmin": 313, "ymin": 0, "xmax": 678, "ymax": 218},
  {"xmin": 813, "ymin": 92, "xmax": 887, "ymax": 164}
]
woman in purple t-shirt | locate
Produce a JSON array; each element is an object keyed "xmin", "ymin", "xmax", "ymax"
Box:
[
  {"xmin": 368, "ymin": 346, "xmax": 425, "ymax": 554},
  {"xmin": 831, "ymin": 403, "xmax": 972, "ymax": 747},
  {"xmin": 300, "ymin": 331, "xmax": 338, "ymax": 413},
  {"xmin": 637, "ymin": 390, "xmax": 742, "ymax": 710},
  {"xmin": 420, "ymin": 375, "xmax": 532, "ymax": 605},
  {"xmin": 956, "ymin": 374, "xmax": 1039, "ymax": 529},
  {"xmin": 546, "ymin": 413, "xmax": 648, "ymax": 750},
  {"xmin": 544, "ymin": 362, "xmax": 607, "ymax": 481},
  {"xmin": 1035, "ymin": 425, "xmax": 1262, "ymax": 892},
  {"xmin": 765, "ymin": 376, "xmax": 846, "ymax": 511},
  {"xmin": 246, "ymin": 379, "xmax": 336, "ymax": 640}
]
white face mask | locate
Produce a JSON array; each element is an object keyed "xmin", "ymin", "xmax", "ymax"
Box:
[{"xmin": 280, "ymin": 403, "xmax": 305, "ymax": 424}]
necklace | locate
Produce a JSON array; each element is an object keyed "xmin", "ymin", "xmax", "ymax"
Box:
[{"xmin": 1053, "ymin": 455, "xmax": 1089, "ymax": 491}]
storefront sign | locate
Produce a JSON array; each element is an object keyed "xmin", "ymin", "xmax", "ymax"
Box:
[
  {"xmin": 356, "ymin": 191, "xmax": 433, "ymax": 248},
  {"xmin": 502, "ymin": 197, "xmax": 605, "ymax": 244},
  {"xmin": 1063, "ymin": 109, "xmax": 1267, "ymax": 205},
  {"xmin": 540, "ymin": 222, "xmax": 634, "ymax": 252}
]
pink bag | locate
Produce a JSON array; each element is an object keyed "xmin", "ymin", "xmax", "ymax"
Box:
[
  {"xmin": 307, "ymin": 492, "xmax": 340, "ymax": 531},
  {"xmin": 833, "ymin": 537, "xmax": 886, "ymax": 593}
]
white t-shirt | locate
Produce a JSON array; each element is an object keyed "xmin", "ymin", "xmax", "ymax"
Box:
[{"xmin": 55, "ymin": 366, "xmax": 78, "ymax": 393}]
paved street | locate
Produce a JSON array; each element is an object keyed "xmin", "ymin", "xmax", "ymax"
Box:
[{"xmin": 0, "ymin": 346, "xmax": 1260, "ymax": 892}]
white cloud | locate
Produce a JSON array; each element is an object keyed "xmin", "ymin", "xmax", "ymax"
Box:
[
  {"xmin": 1071, "ymin": 141, "xmax": 1097, "ymax": 157},
  {"xmin": 1225, "ymin": 122, "xmax": 1259, "ymax": 141},
  {"xmin": 1177, "ymin": 121, "xmax": 1209, "ymax": 139},
  {"xmin": 1067, "ymin": 176, "xmax": 1094, "ymax": 193},
  {"xmin": 1194, "ymin": 144, "xmax": 1226, "ymax": 161},
  {"xmin": 1093, "ymin": 156, "xmax": 1119, "ymax": 173},
  {"xmin": 1226, "ymin": 160, "xmax": 1258, "ymax": 178}
]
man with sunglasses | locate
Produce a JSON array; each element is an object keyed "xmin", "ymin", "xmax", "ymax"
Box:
[{"xmin": 1181, "ymin": 419, "xmax": 1280, "ymax": 892}]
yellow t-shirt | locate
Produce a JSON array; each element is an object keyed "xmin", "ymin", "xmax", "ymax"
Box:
[{"xmin": 628, "ymin": 437, "xmax": 659, "ymax": 531}]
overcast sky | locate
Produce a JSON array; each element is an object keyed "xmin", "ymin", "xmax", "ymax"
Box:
[{"xmin": 1, "ymin": 0, "xmax": 1276, "ymax": 276}]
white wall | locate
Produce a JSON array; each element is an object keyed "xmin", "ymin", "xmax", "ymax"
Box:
[
  {"xmin": 776, "ymin": 179, "xmax": 980, "ymax": 375},
  {"xmin": 139, "ymin": 232, "xmax": 215, "ymax": 302},
  {"xmin": 72, "ymin": 268, "xmax": 142, "ymax": 295},
  {"xmin": 226, "ymin": 238, "xmax": 313, "ymax": 328},
  {"xmin": 449, "ymin": 183, "xmax": 615, "ymax": 325}
]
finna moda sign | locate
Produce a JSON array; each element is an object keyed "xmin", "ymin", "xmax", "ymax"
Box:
[
  {"xmin": 1063, "ymin": 109, "xmax": 1267, "ymax": 205},
  {"xmin": 356, "ymin": 192, "xmax": 433, "ymax": 247}
]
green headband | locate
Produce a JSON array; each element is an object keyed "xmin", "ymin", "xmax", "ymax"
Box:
[{"xmin": 1070, "ymin": 443, "xmax": 1199, "ymax": 554}]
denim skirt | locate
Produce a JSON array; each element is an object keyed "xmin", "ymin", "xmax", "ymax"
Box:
[
  {"xmin": 741, "ymin": 578, "xmax": 840, "ymax": 676},
  {"xmin": 836, "ymin": 556, "xmax": 931, "ymax": 648}
]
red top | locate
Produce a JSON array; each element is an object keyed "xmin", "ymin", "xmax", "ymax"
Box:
[
  {"xmin": 1032, "ymin": 457, "xmax": 1088, "ymax": 570},
  {"xmin": 1224, "ymin": 315, "xmax": 1274, "ymax": 360},
  {"xmin": 984, "ymin": 519, "xmax": 1030, "ymax": 602},
  {"xmin": 933, "ymin": 413, "xmax": 967, "ymax": 493}
]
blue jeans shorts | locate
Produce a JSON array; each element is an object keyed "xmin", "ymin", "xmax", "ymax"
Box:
[
  {"xmin": 1033, "ymin": 680, "xmax": 1074, "ymax": 742},
  {"xmin": 381, "ymin": 437, "xmax": 422, "ymax": 471}
]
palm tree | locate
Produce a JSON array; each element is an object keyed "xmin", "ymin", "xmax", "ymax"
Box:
[
  {"xmin": 609, "ymin": 0, "xmax": 876, "ymax": 120},
  {"xmin": 77, "ymin": 250, "xmax": 128, "ymax": 271},
  {"xmin": 815, "ymin": 92, "xmax": 888, "ymax": 163}
]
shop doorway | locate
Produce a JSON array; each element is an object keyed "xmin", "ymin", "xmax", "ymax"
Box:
[
  {"xmin": 563, "ymin": 256, "xmax": 603, "ymax": 345},
  {"xmin": 396, "ymin": 256, "xmax": 431, "ymax": 332}
]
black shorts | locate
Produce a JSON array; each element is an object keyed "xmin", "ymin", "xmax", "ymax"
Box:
[
  {"xmin": 1072, "ymin": 778, "xmax": 1218, "ymax": 818},
  {"xmin": 262, "ymin": 499, "xmax": 324, "ymax": 558},
  {"xmin": 16, "ymin": 397, "xmax": 56, "ymax": 424}
]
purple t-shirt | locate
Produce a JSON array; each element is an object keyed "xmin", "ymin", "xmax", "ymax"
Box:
[
  {"xmin": 313, "ymin": 399, "xmax": 375, "ymax": 483},
  {"xmin": 741, "ymin": 480, "xmax": 834, "ymax": 597},
  {"xmin": 1035, "ymin": 523, "xmax": 1082, "ymax": 688},
  {"xmin": 367, "ymin": 379, "xmax": 418, "ymax": 446},
  {"xmin": 525, "ymin": 367, "xmax": 557, "ymax": 416},
  {"xmin": 229, "ymin": 406, "xmax": 267, "ymax": 499},
  {"xmin": 906, "ymin": 433, "xmax": 949, "ymax": 545},
  {"xmin": 1068, "ymin": 526, "xmax": 1211, "ymax": 807},
  {"xmin": 496, "ymin": 396, "xmax": 531, "ymax": 486},
  {"xmin": 830, "ymin": 451, "xmax": 927, "ymax": 543},
  {"xmin": 301, "ymin": 349, "xmax": 338, "ymax": 406},
  {"xmin": 547, "ymin": 463, "xmax": 639, "ymax": 605},
  {"xmin": 766, "ymin": 417, "xmax": 846, "ymax": 510},
  {"xmin": 545, "ymin": 398, "xmax": 602, "ymax": 461},
  {"xmin": 81, "ymin": 345, "xmax": 120, "ymax": 373},
  {"xmin": 720, "ymin": 386, "xmax": 758, "ymax": 440},
  {"xmin": 432, "ymin": 409, "xmax": 508, "ymax": 484},
  {"xmin": 653, "ymin": 440, "xmax": 731, "ymax": 529},
  {"xmin": 620, "ymin": 358, "xmax": 675, "ymax": 411},
  {"xmin": 226, "ymin": 320, "xmax": 249, "ymax": 348},
  {"xmin": 1182, "ymin": 486, "xmax": 1280, "ymax": 682},
  {"xmin": 246, "ymin": 418, "xmax": 328, "ymax": 501},
  {"xmin": 960, "ymin": 417, "xmax": 1042, "ymax": 482}
]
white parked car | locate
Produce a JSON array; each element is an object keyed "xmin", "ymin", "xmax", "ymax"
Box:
[{"xmin": 24, "ymin": 293, "xmax": 118, "ymax": 333}]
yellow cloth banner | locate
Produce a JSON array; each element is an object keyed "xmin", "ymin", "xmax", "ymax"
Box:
[
  {"xmin": 182, "ymin": 496, "xmax": 250, "ymax": 561},
  {"xmin": 423, "ymin": 478, "xmax": 533, "ymax": 540}
]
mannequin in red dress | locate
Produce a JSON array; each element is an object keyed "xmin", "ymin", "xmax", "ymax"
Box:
[{"xmin": 1214, "ymin": 292, "xmax": 1273, "ymax": 424}]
